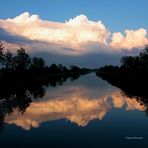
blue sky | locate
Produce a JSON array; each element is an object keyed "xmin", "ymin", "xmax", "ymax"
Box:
[
  {"xmin": 0, "ymin": 0, "xmax": 148, "ymax": 67},
  {"xmin": 0, "ymin": 0, "xmax": 148, "ymax": 32}
]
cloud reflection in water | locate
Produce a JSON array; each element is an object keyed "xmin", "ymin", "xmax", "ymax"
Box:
[{"xmin": 5, "ymin": 89, "xmax": 145, "ymax": 130}]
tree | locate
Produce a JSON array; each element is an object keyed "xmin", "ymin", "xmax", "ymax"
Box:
[
  {"xmin": 3, "ymin": 50, "xmax": 14, "ymax": 70},
  {"xmin": 31, "ymin": 57, "xmax": 45, "ymax": 70},
  {"xmin": 121, "ymin": 46, "xmax": 148, "ymax": 69},
  {"xmin": 48, "ymin": 64, "xmax": 59, "ymax": 73},
  {"xmin": 0, "ymin": 42, "xmax": 14, "ymax": 70},
  {"xmin": 58, "ymin": 64, "xmax": 69, "ymax": 72},
  {"xmin": 0, "ymin": 41, "xmax": 4, "ymax": 65},
  {"xmin": 70, "ymin": 65, "xmax": 80, "ymax": 72},
  {"xmin": 14, "ymin": 48, "xmax": 31, "ymax": 71},
  {"xmin": 139, "ymin": 46, "xmax": 148, "ymax": 67}
]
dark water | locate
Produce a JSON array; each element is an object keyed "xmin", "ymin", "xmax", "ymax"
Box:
[{"xmin": 0, "ymin": 73, "xmax": 148, "ymax": 148}]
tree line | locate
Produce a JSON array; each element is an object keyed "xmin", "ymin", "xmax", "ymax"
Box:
[
  {"xmin": 98, "ymin": 46, "xmax": 148, "ymax": 75},
  {"xmin": 121, "ymin": 45, "xmax": 148, "ymax": 69},
  {"xmin": 0, "ymin": 41, "xmax": 90, "ymax": 75}
]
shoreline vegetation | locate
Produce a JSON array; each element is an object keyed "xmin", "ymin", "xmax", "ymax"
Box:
[
  {"xmin": 0, "ymin": 41, "xmax": 93, "ymax": 88},
  {"xmin": 1, "ymin": 41, "xmax": 148, "ymax": 127},
  {"xmin": 96, "ymin": 46, "xmax": 148, "ymax": 113},
  {"xmin": 0, "ymin": 41, "xmax": 93, "ymax": 128},
  {"xmin": 96, "ymin": 45, "xmax": 148, "ymax": 85}
]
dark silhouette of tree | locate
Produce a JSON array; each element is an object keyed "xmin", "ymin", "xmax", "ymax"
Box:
[
  {"xmin": 70, "ymin": 65, "xmax": 81, "ymax": 72},
  {"xmin": 31, "ymin": 57, "xmax": 46, "ymax": 70},
  {"xmin": 0, "ymin": 43, "xmax": 15, "ymax": 71},
  {"xmin": 139, "ymin": 46, "xmax": 148, "ymax": 68},
  {"xmin": 14, "ymin": 48, "xmax": 31, "ymax": 71},
  {"xmin": 0, "ymin": 42, "xmax": 92, "ymax": 130},
  {"xmin": 3, "ymin": 50, "xmax": 14, "ymax": 70},
  {"xmin": 0, "ymin": 41, "xmax": 91, "ymax": 90},
  {"xmin": 0, "ymin": 42, "xmax": 90, "ymax": 75},
  {"xmin": 121, "ymin": 56, "xmax": 134, "ymax": 68},
  {"xmin": 98, "ymin": 45, "xmax": 148, "ymax": 76},
  {"xmin": 97, "ymin": 45, "xmax": 148, "ymax": 115},
  {"xmin": 120, "ymin": 46, "xmax": 148, "ymax": 69},
  {"xmin": 0, "ymin": 41, "xmax": 4, "ymax": 65},
  {"xmin": 48, "ymin": 64, "xmax": 59, "ymax": 73},
  {"xmin": 58, "ymin": 64, "xmax": 69, "ymax": 73},
  {"xmin": 0, "ymin": 46, "xmax": 31, "ymax": 71}
]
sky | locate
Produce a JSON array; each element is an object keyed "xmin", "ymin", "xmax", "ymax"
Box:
[{"xmin": 0, "ymin": 0, "xmax": 148, "ymax": 67}]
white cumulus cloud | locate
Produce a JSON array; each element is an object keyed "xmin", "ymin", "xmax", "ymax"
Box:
[
  {"xmin": 0, "ymin": 12, "xmax": 148, "ymax": 55},
  {"xmin": 0, "ymin": 12, "xmax": 109, "ymax": 49},
  {"xmin": 110, "ymin": 28, "xmax": 148, "ymax": 50}
]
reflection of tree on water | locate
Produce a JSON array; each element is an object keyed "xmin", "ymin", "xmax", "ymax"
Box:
[
  {"xmin": 98, "ymin": 73, "xmax": 148, "ymax": 114},
  {"xmin": 120, "ymin": 89, "xmax": 148, "ymax": 114},
  {"xmin": 96, "ymin": 46, "xmax": 148, "ymax": 114},
  {"xmin": 0, "ymin": 73, "xmax": 83, "ymax": 130},
  {"xmin": 0, "ymin": 86, "xmax": 42, "ymax": 131}
]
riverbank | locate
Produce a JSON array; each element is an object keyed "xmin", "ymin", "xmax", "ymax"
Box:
[{"xmin": 0, "ymin": 69, "xmax": 92, "ymax": 89}]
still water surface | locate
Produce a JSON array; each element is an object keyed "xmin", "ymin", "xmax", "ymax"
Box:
[{"xmin": 0, "ymin": 73, "xmax": 148, "ymax": 147}]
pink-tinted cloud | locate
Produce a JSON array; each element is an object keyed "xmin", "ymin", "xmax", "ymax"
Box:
[
  {"xmin": 0, "ymin": 12, "xmax": 109, "ymax": 46},
  {"xmin": 0, "ymin": 12, "xmax": 148, "ymax": 55},
  {"xmin": 110, "ymin": 28, "xmax": 148, "ymax": 50},
  {"xmin": 5, "ymin": 90, "xmax": 145, "ymax": 130}
]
